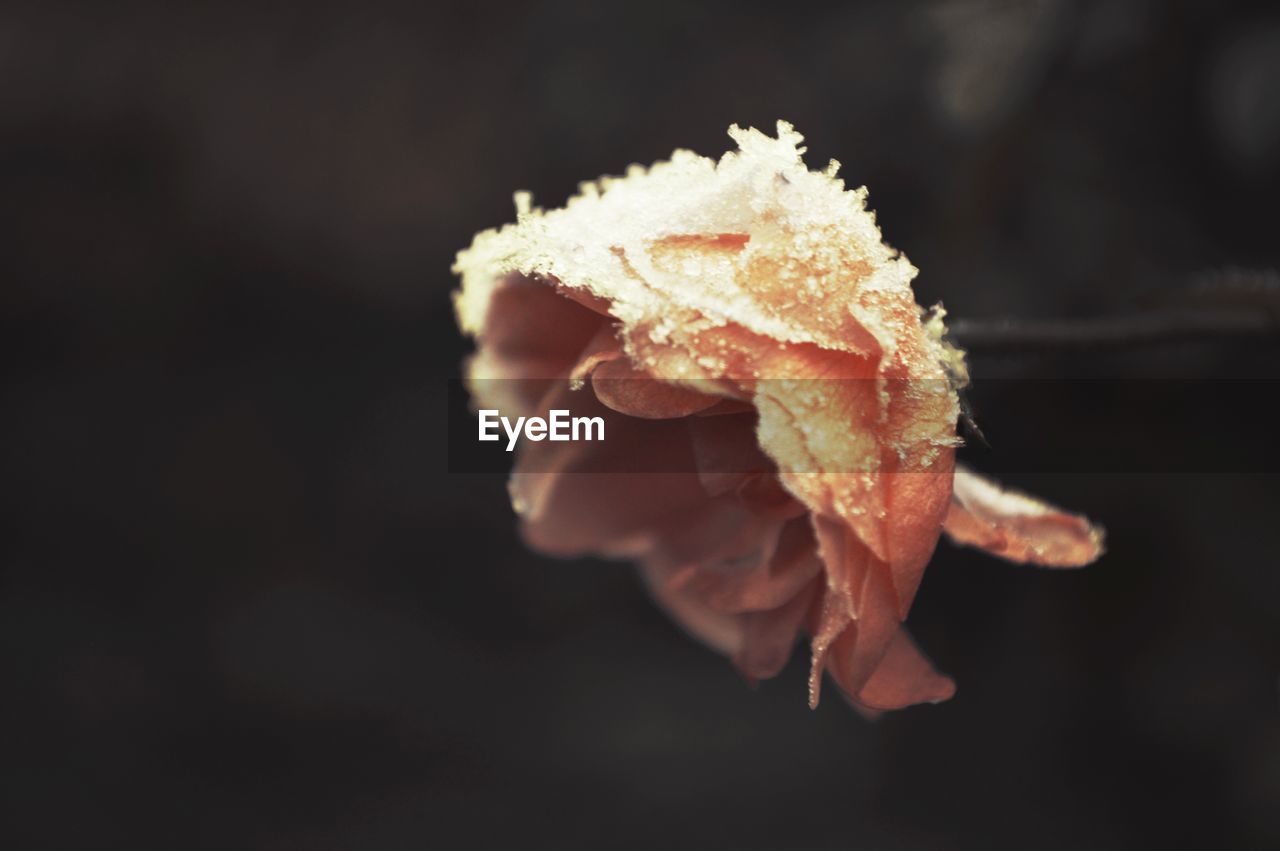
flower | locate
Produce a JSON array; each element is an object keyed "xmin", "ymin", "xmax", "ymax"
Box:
[{"xmin": 453, "ymin": 121, "xmax": 1103, "ymax": 713}]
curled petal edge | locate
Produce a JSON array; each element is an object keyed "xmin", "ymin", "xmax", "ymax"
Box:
[{"xmin": 943, "ymin": 466, "xmax": 1105, "ymax": 568}]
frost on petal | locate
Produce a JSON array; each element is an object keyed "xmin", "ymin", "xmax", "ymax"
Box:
[
  {"xmin": 567, "ymin": 324, "xmax": 626, "ymax": 383},
  {"xmin": 455, "ymin": 122, "xmax": 964, "ymax": 576},
  {"xmin": 943, "ymin": 466, "xmax": 1105, "ymax": 567},
  {"xmin": 590, "ymin": 358, "xmax": 722, "ymax": 419},
  {"xmin": 808, "ymin": 526, "xmax": 899, "ymax": 705},
  {"xmin": 454, "ymin": 121, "xmax": 965, "ymax": 381},
  {"xmin": 808, "ymin": 515, "xmax": 956, "ymax": 710}
]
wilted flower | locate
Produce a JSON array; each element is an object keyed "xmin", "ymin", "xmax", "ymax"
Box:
[{"xmin": 453, "ymin": 121, "xmax": 1103, "ymax": 713}]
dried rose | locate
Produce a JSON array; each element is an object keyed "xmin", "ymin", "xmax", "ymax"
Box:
[{"xmin": 453, "ymin": 122, "xmax": 1103, "ymax": 713}]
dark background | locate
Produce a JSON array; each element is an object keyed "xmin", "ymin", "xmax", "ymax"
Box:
[{"xmin": 4, "ymin": 1, "xmax": 1279, "ymax": 848}]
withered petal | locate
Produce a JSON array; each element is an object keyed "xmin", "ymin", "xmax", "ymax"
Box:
[
  {"xmin": 643, "ymin": 512, "xmax": 821, "ymax": 616},
  {"xmin": 512, "ymin": 383, "xmax": 710, "ymax": 556},
  {"xmin": 478, "ymin": 274, "xmax": 606, "ymax": 373},
  {"xmin": 640, "ymin": 562, "xmax": 744, "ymax": 658},
  {"xmin": 854, "ymin": 627, "xmax": 956, "ymax": 710},
  {"xmin": 943, "ymin": 466, "xmax": 1105, "ymax": 567},
  {"xmin": 819, "ymin": 559, "xmax": 901, "ymax": 706},
  {"xmin": 591, "ymin": 357, "xmax": 722, "ymax": 419},
  {"xmin": 805, "ymin": 585, "xmax": 852, "ymax": 710},
  {"xmin": 734, "ymin": 577, "xmax": 820, "ymax": 682},
  {"xmin": 882, "ymin": 463, "xmax": 956, "ymax": 618},
  {"xmin": 568, "ymin": 324, "xmax": 626, "ymax": 382}
]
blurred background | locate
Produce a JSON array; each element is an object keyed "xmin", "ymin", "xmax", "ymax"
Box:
[{"xmin": 3, "ymin": 0, "xmax": 1279, "ymax": 848}]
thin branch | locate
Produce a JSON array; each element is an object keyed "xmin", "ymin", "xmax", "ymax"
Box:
[
  {"xmin": 948, "ymin": 309, "xmax": 1278, "ymax": 353},
  {"xmin": 948, "ymin": 269, "xmax": 1280, "ymax": 354}
]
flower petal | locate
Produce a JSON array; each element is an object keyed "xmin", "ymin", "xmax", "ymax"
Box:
[
  {"xmin": 511, "ymin": 383, "xmax": 710, "ymax": 557},
  {"xmin": 943, "ymin": 466, "xmax": 1105, "ymax": 567},
  {"xmin": 654, "ymin": 515, "xmax": 824, "ymax": 615},
  {"xmin": 640, "ymin": 563, "xmax": 743, "ymax": 658},
  {"xmin": 820, "ymin": 558, "xmax": 901, "ymax": 705},
  {"xmin": 567, "ymin": 324, "xmax": 625, "ymax": 382},
  {"xmin": 806, "ymin": 586, "xmax": 853, "ymax": 709},
  {"xmin": 475, "ymin": 274, "xmax": 606, "ymax": 376},
  {"xmin": 854, "ymin": 627, "xmax": 956, "ymax": 710},
  {"xmin": 591, "ymin": 357, "xmax": 722, "ymax": 419},
  {"xmin": 734, "ymin": 577, "xmax": 820, "ymax": 681},
  {"xmin": 882, "ymin": 464, "xmax": 955, "ymax": 618}
]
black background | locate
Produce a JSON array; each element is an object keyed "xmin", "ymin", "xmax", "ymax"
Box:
[{"xmin": 4, "ymin": 1, "xmax": 1280, "ymax": 848}]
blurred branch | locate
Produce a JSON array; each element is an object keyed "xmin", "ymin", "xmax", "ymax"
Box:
[
  {"xmin": 949, "ymin": 309, "xmax": 1277, "ymax": 352},
  {"xmin": 950, "ymin": 268, "xmax": 1280, "ymax": 354}
]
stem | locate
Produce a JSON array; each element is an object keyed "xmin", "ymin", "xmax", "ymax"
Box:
[
  {"xmin": 948, "ymin": 309, "xmax": 1278, "ymax": 353},
  {"xmin": 948, "ymin": 268, "xmax": 1280, "ymax": 354}
]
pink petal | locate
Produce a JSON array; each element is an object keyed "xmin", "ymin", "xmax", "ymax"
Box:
[
  {"xmin": 734, "ymin": 577, "xmax": 820, "ymax": 681},
  {"xmin": 640, "ymin": 563, "xmax": 744, "ymax": 658},
  {"xmin": 479, "ymin": 274, "xmax": 606, "ymax": 374},
  {"xmin": 591, "ymin": 357, "xmax": 721, "ymax": 419},
  {"xmin": 943, "ymin": 466, "xmax": 1105, "ymax": 567},
  {"xmin": 511, "ymin": 383, "xmax": 710, "ymax": 557},
  {"xmin": 648, "ymin": 515, "xmax": 823, "ymax": 616},
  {"xmin": 854, "ymin": 627, "xmax": 956, "ymax": 710},
  {"xmin": 687, "ymin": 413, "xmax": 806, "ymax": 519},
  {"xmin": 805, "ymin": 586, "xmax": 852, "ymax": 710},
  {"xmin": 812, "ymin": 515, "xmax": 873, "ymax": 619},
  {"xmin": 688, "ymin": 411, "xmax": 772, "ymax": 498},
  {"xmin": 466, "ymin": 276, "xmax": 610, "ymax": 418},
  {"xmin": 568, "ymin": 324, "xmax": 625, "ymax": 382},
  {"xmin": 820, "ymin": 558, "xmax": 901, "ymax": 705},
  {"xmin": 881, "ymin": 461, "xmax": 956, "ymax": 618}
]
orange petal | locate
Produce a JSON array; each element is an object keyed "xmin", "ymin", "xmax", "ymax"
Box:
[
  {"xmin": 881, "ymin": 461, "xmax": 956, "ymax": 618},
  {"xmin": 820, "ymin": 559, "xmax": 900, "ymax": 705},
  {"xmin": 591, "ymin": 357, "xmax": 721, "ymax": 419},
  {"xmin": 478, "ymin": 274, "xmax": 605, "ymax": 375},
  {"xmin": 639, "ymin": 497, "xmax": 783, "ymax": 590},
  {"xmin": 465, "ymin": 276, "xmax": 610, "ymax": 418},
  {"xmin": 734, "ymin": 473, "xmax": 808, "ymax": 520},
  {"xmin": 734, "ymin": 577, "xmax": 820, "ymax": 681},
  {"xmin": 568, "ymin": 324, "xmax": 625, "ymax": 382},
  {"xmin": 854, "ymin": 627, "xmax": 956, "ymax": 710},
  {"xmin": 686, "ymin": 408, "xmax": 806, "ymax": 517},
  {"xmin": 675, "ymin": 516, "xmax": 823, "ymax": 615},
  {"xmin": 811, "ymin": 515, "xmax": 872, "ymax": 619},
  {"xmin": 511, "ymin": 383, "xmax": 709, "ymax": 557},
  {"xmin": 806, "ymin": 586, "xmax": 853, "ymax": 710},
  {"xmin": 943, "ymin": 466, "xmax": 1105, "ymax": 567},
  {"xmin": 746, "ymin": 345, "xmax": 891, "ymax": 563},
  {"xmin": 640, "ymin": 563, "xmax": 743, "ymax": 658}
]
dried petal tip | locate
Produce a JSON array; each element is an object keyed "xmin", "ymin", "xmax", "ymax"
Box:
[
  {"xmin": 453, "ymin": 121, "xmax": 1104, "ymax": 717},
  {"xmin": 943, "ymin": 466, "xmax": 1105, "ymax": 567}
]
